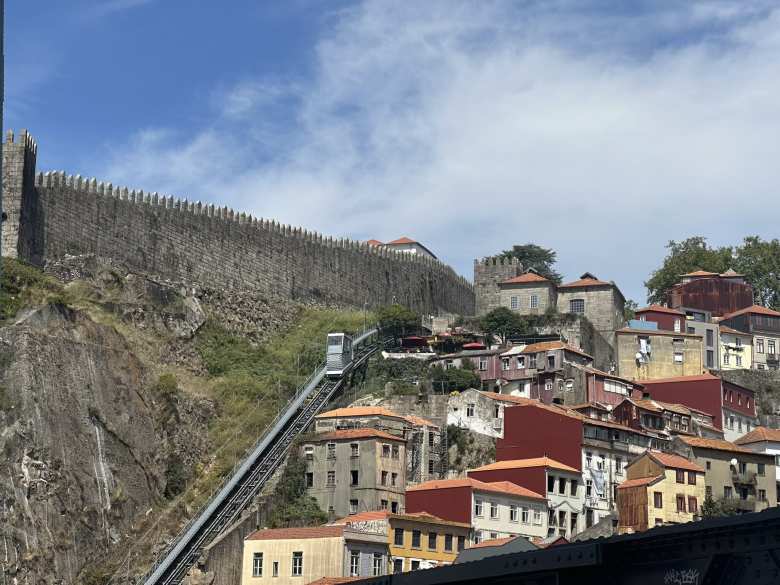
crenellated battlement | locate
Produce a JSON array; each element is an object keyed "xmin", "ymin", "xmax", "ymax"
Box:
[{"xmin": 3, "ymin": 130, "xmax": 474, "ymax": 314}]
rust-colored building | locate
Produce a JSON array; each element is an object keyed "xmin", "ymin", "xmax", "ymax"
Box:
[
  {"xmin": 634, "ymin": 305, "xmax": 686, "ymax": 332},
  {"xmin": 668, "ymin": 270, "xmax": 754, "ymax": 318}
]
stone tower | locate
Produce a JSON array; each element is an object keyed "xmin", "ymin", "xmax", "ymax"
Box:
[
  {"xmin": 473, "ymin": 255, "xmax": 522, "ymax": 316},
  {"xmin": 1, "ymin": 129, "xmax": 38, "ymax": 260}
]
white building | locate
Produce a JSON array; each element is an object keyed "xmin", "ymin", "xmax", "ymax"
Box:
[{"xmin": 447, "ymin": 389, "xmax": 529, "ymax": 438}]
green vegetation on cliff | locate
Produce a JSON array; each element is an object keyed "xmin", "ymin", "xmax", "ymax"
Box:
[{"xmin": 0, "ymin": 258, "xmax": 62, "ymax": 323}]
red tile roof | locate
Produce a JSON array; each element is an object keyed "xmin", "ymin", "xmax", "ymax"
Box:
[
  {"xmin": 315, "ymin": 406, "xmax": 437, "ymax": 428},
  {"xmin": 501, "ymin": 272, "xmax": 550, "ymax": 285},
  {"xmin": 332, "ymin": 511, "xmax": 389, "ymax": 524},
  {"xmin": 558, "ymin": 274, "xmax": 612, "ymax": 288},
  {"xmin": 640, "ymin": 374, "xmax": 720, "ymax": 384},
  {"xmin": 246, "ymin": 526, "xmax": 345, "ymax": 540},
  {"xmin": 735, "ymin": 427, "xmax": 780, "ymax": 445},
  {"xmin": 387, "ymin": 236, "xmax": 417, "ymax": 245},
  {"xmin": 312, "ymin": 428, "xmax": 405, "ymax": 443},
  {"xmin": 681, "ymin": 270, "xmax": 719, "ymax": 277},
  {"xmin": 635, "ymin": 305, "xmax": 686, "ymax": 316},
  {"xmin": 722, "ymin": 305, "xmax": 780, "ymax": 319},
  {"xmin": 679, "ymin": 436, "xmax": 753, "ymax": 454},
  {"xmin": 366, "ymin": 239, "xmax": 383, "ymax": 246},
  {"xmin": 470, "ymin": 536, "xmax": 515, "ymax": 549},
  {"xmin": 647, "ymin": 451, "xmax": 705, "ymax": 472},
  {"xmin": 407, "ymin": 477, "xmax": 545, "ymax": 501},
  {"xmin": 616, "ymin": 475, "xmax": 663, "ymax": 489},
  {"xmin": 520, "ymin": 341, "xmax": 593, "ymax": 360},
  {"xmin": 719, "ymin": 325, "xmax": 751, "ymax": 336},
  {"xmin": 469, "ymin": 457, "xmax": 579, "ymax": 474}
]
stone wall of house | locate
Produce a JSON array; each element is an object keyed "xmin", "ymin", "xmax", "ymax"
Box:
[
  {"xmin": 556, "ymin": 286, "xmax": 624, "ymax": 345},
  {"xmin": 499, "ymin": 283, "xmax": 556, "ymax": 315},
  {"xmin": 1, "ymin": 131, "xmax": 474, "ymax": 315},
  {"xmin": 473, "ymin": 256, "xmax": 522, "ymax": 316},
  {"xmin": 616, "ymin": 332, "xmax": 703, "ymax": 380}
]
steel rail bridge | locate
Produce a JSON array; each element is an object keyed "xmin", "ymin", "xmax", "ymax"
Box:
[
  {"xmin": 142, "ymin": 328, "xmax": 380, "ymax": 585},
  {"xmin": 354, "ymin": 506, "xmax": 780, "ymax": 585}
]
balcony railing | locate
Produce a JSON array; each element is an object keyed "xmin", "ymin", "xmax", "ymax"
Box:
[
  {"xmin": 724, "ymin": 498, "xmax": 757, "ymax": 512},
  {"xmin": 732, "ymin": 471, "xmax": 757, "ymax": 485}
]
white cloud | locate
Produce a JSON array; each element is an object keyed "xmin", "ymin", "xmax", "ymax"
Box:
[
  {"xmin": 99, "ymin": 0, "xmax": 780, "ymax": 302},
  {"xmin": 87, "ymin": 0, "xmax": 156, "ymax": 19}
]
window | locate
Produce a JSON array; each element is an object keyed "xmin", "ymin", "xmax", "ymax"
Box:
[
  {"xmin": 533, "ymin": 509, "xmax": 542, "ymax": 525},
  {"xmin": 392, "ymin": 444, "xmax": 400, "ymax": 459},
  {"xmin": 724, "ymin": 486, "xmax": 733, "ymax": 498},
  {"xmin": 736, "ymin": 356, "xmax": 742, "ymax": 366},
  {"xmin": 350, "ymin": 443, "xmax": 359, "ymax": 457},
  {"xmin": 304, "ymin": 445, "xmax": 314, "ymax": 460},
  {"xmin": 757, "ymin": 338, "xmax": 765, "ymax": 353},
  {"xmin": 687, "ymin": 472, "xmax": 696, "ymax": 485},
  {"xmin": 381, "ymin": 471, "xmax": 389, "ymax": 485},
  {"xmin": 352, "ymin": 470, "xmax": 360, "ymax": 485},
  {"xmin": 327, "ymin": 443, "xmax": 336, "ymax": 458},
  {"xmin": 759, "ymin": 489, "xmax": 767, "ymax": 501},
  {"xmin": 292, "ymin": 552, "xmax": 303, "ymax": 576},
  {"xmin": 380, "ymin": 499, "xmax": 388, "ymax": 510},
  {"xmin": 570, "ymin": 299, "xmax": 585, "ymax": 314},
  {"xmin": 585, "ymin": 452, "xmax": 593, "ymax": 467},
  {"xmin": 391, "ymin": 501, "xmax": 399, "ymax": 513},
  {"xmin": 490, "ymin": 501, "xmax": 499, "ymax": 519},
  {"xmin": 586, "ymin": 479, "xmax": 593, "ymax": 497},
  {"xmin": 739, "ymin": 461, "xmax": 747, "ymax": 474},
  {"xmin": 547, "ymin": 355, "xmax": 556, "ymax": 369},
  {"xmin": 428, "ymin": 532, "xmax": 437, "ymax": 550},
  {"xmin": 654, "ymin": 492, "xmax": 663, "ymax": 508},
  {"xmin": 517, "ymin": 356, "xmax": 526, "ymax": 369},
  {"xmin": 443, "ymin": 533, "xmax": 453, "ymax": 551},
  {"xmin": 674, "ymin": 319, "xmax": 681, "ymax": 333},
  {"xmin": 373, "ymin": 553, "xmax": 383, "ymax": 577},
  {"xmin": 545, "ymin": 380, "xmax": 553, "ymax": 391},
  {"xmin": 382, "ymin": 444, "xmax": 391, "ymax": 458},
  {"xmin": 411, "ymin": 560, "xmax": 421, "ymax": 571},
  {"xmin": 391, "ymin": 472, "xmax": 398, "ymax": 486},
  {"xmin": 688, "ymin": 497, "xmax": 698, "ymax": 515},
  {"xmin": 604, "ymin": 380, "xmax": 629, "ymax": 395},
  {"xmin": 305, "ymin": 472, "xmax": 313, "ymax": 488},
  {"xmin": 528, "ymin": 354, "xmax": 537, "ymax": 369},
  {"xmin": 478, "ymin": 358, "xmax": 488, "ymax": 371},
  {"xmin": 350, "ymin": 499, "xmax": 358, "ymax": 514},
  {"xmin": 676, "ymin": 495, "xmax": 686, "ymax": 513},
  {"xmin": 706, "ymin": 329, "xmax": 714, "ymax": 346},
  {"xmin": 738, "ymin": 394, "xmax": 742, "ymax": 405},
  {"xmin": 736, "ymin": 337, "xmax": 742, "ymax": 347},
  {"xmin": 272, "ymin": 561, "xmax": 279, "ymax": 577},
  {"xmin": 770, "ymin": 340, "xmax": 777, "ymax": 354},
  {"xmin": 530, "ymin": 294, "xmax": 539, "ymax": 309},
  {"xmin": 616, "ymin": 457, "xmax": 624, "ymax": 476},
  {"xmin": 724, "ymin": 354, "xmax": 730, "ymax": 365},
  {"xmin": 350, "ymin": 551, "xmax": 360, "ymax": 577},
  {"xmin": 466, "ymin": 404, "xmax": 475, "ymax": 417},
  {"xmin": 510, "ymin": 295, "xmax": 519, "ymax": 310},
  {"xmin": 412, "ymin": 530, "xmax": 421, "ymax": 548},
  {"xmin": 393, "ymin": 559, "xmax": 403, "ymax": 574},
  {"xmin": 706, "ymin": 350, "xmax": 714, "ymax": 368},
  {"xmin": 570, "ymin": 479, "xmax": 578, "ymax": 496},
  {"xmin": 558, "ymin": 477, "xmax": 567, "ymax": 495},
  {"xmin": 428, "ymin": 460, "xmax": 435, "ymax": 475},
  {"xmin": 548, "ymin": 476, "xmax": 555, "ymax": 493},
  {"xmin": 253, "ymin": 553, "xmax": 263, "ymax": 577},
  {"xmin": 494, "ymin": 404, "xmax": 501, "ymax": 419},
  {"xmin": 475, "ymin": 498, "xmax": 484, "ymax": 517},
  {"xmin": 673, "ymin": 352, "xmax": 684, "ymax": 364},
  {"xmin": 509, "ymin": 504, "xmax": 518, "ymax": 522},
  {"xmin": 457, "ymin": 535, "xmax": 466, "ymax": 551},
  {"xmin": 394, "ymin": 528, "xmax": 404, "ymax": 546},
  {"xmin": 570, "ymin": 512, "xmax": 578, "ymax": 535},
  {"xmin": 502, "ymin": 358, "xmax": 510, "ymax": 371},
  {"xmin": 558, "ymin": 510, "xmax": 567, "ymax": 533},
  {"xmin": 327, "ymin": 471, "xmax": 335, "ymax": 486},
  {"xmin": 687, "ymin": 326, "xmax": 695, "ymax": 334},
  {"xmin": 522, "ymin": 507, "xmax": 530, "ymax": 524},
  {"xmin": 758, "ymin": 463, "xmax": 766, "ymax": 476},
  {"xmin": 676, "ymin": 470, "xmax": 685, "ymax": 484}
]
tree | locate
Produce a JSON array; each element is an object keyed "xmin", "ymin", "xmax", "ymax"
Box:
[
  {"xmin": 429, "ymin": 364, "xmax": 481, "ymax": 393},
  {"xmin": 700, "ymin": 494, "xmax": 740, "ymax": 519},
  {"xmin": 623, "ymin": 299, "xmax": 639, "ymax": 322},
  {"xmin": 644, "ymin": 237, "xmax": 733, "ymax": 304},
  {"xmin": 500, "ymin": 244, "xmax": 562, "ymax": 284},
  {"xmin": 734, "ymin": 236, "xmax": 780, "ymax": 310},
  {"xmin": 376, "ymin": 304, "xmax": 419, "ymax": 338},
  {"xmin": 480, "ymin": 307, "xmax": 530, "ymax": 345},
  {"xmin": 268, "ymin": 448, "xmax": 327, "ymax": 528}
]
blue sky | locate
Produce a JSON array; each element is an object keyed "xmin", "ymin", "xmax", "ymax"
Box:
[{"xmin": 6, "ymin": 0, "xmax": 780, "ymax": 303}]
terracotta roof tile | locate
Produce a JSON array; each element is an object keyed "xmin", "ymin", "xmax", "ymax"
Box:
[
  {"xmin": 469, "ymin": 457, "xmax": 579, "ymax": 474},
  {"xmin": 647, "ymin": 451, "xmax": 705, "ymax": 472},
  {"xmin": 470, "ymin": 536, "xmax": 515, "ymax": 549},
  {"xmin": 500, "ymin": 272, "xmax": 550, "ymax": 285},
  {"xmin": 407, "ymin": 478, "xmax": 545, "ymax": 501},
  {"xmin": 617, "ymin": 475, "xmax": 663, "ymax": 489},
  {"xmin": 635, "ymin": 305, "xmax": 686, "ymax": 316},
  {"xmin": 679, "ymin": 436, "xmax": 753, "ymax": 454},
  {"xmin": 735, "ymin": 427, "xmax": 780, "ymax": 445},
  {"xmin": 316, "ymin": 406, "xmax": 436, "ymax": 428},
  {"xmin": 719, "ymin": 326, "xmax": 751, "ymax": 336},
  {"xmin": 520, "ymin": 341, "xmax": 593, "ymax": 360},
  {"xmin": 722, "ymin": 305, "xmax": 780, "ymax": 319},
  {"xmin": 366, "ymin": 239, "xmax": 383, "ymax": 246},
  {"xmin": 312, "ymin": 428, "xmax": 405, "ymax": 443},
  {"xmin": 681, "ymin": 270, "xmax": 719, "ymax": 277},
  {"xmin": 246, "ymin": 526, "xmax": 345, "ymax": 541},
  {"xmin": 558, "ymin": 276, "xmax": 612, "ymax": 288},
  {"xmin": 387, "ymin": 236, "xmax": 417, "ymax": 245}
]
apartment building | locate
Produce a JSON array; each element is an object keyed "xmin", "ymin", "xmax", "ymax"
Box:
[
  {"xmin": 616, "ymin": 451, "xmax": 705, "ymax": 533},
  {"xmin": 719, "ymin": 305, "xmax": 780, "ymax": 371},
  {"xmin": 303, "ymin": 429, "xmax": 406, "ymax": 519},
  {"xmin": 719, "ymin": 326, "xmax": 753, "ymax": 370},
  {"xmin": 405, "ymin": 478, "xmax": 547, "ymax": 544},
  {"xmin": 668, "ymin": 270, "xmax": 754, "ymax": 318},
  {"xmin": 467, "ymin": 458, "xmax": 583, "ymax": 539},
  {"xmin": 675, "ymin": 436, "xmax": 777, "ymax": 512},
  {"xmin": 333, "ymin": 510, "xmax": 470, "ymax": 572},
  {"xmin": 735, "ymin": 427, "xmax": 780, "ymax": 501},
  {"xmin": 616, "ymin": 325, "xmax": 704, "ymax": 380},
  {"xmin": 613, "ymin": 397, "xmax": 720, "ymax": 439},
  {"xmin": 240, "ymin": 526, "xmax": 388, "ymax": 585}
]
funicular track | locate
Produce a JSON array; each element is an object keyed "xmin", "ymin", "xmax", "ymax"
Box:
[{"xmin": 142, "ymin": 328, "xmax": 380, "ymax": 585}]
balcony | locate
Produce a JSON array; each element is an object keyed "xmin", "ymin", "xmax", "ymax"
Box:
[
  {"xmin": 767, "ymin": 354, "xmax": 779, "ymax": 364},
  {"xmin": 732, "ymin": 471, "xmax": 757, "ymax": 485},
  {"xmin": 724, "ymin": 498, "xmax": 757, "ymax": 513}
]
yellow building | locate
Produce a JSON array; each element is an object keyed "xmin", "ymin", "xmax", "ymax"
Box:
[
  {"xmin": 719, "ymin": 326, "xmax": 752, "ymax": 370},
  {"xmin": 616, "ymin": 328, "xmax": 704, "ymax": 380},
  {"xmin": 616, "ymin": 451, "xmax": 705, "ymax": 534},
  {"xmin": 334, "ymin": 510, "xmax": 471, "ymax": 572},
  {"xmin": 240, "ymin": 525, "xmax": 388, "ymax": 585}
]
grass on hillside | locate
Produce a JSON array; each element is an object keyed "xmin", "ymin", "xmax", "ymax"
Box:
[{"xmin": 0, "ymin": 258, "xmax": 64, "ymax": 323}]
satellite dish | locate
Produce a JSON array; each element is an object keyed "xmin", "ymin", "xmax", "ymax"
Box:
[
  {"xmin": 730, "ymin": 458, "xmax": 738, "ymax": 467},
  {"xmin": 606, "ymin": 404, "xmax": 613, "ymax": 412}
]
